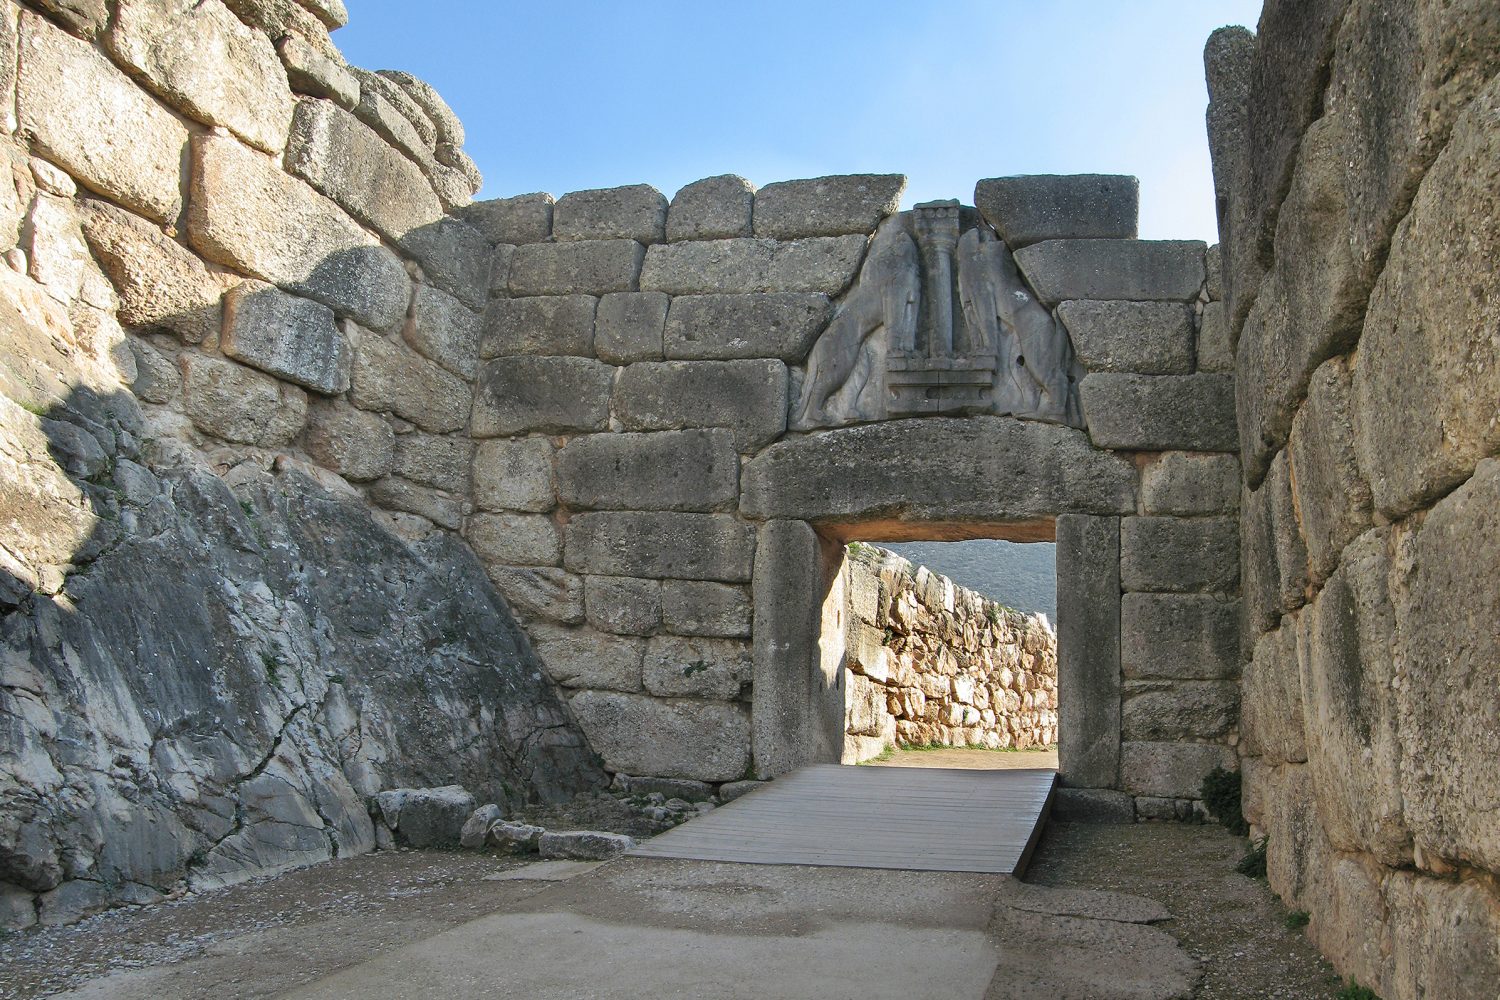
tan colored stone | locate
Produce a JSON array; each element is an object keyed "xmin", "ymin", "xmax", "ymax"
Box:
[
  {"xmin": 302, "ymin": 399, "xmax": 393, "ymax": 482},
  {"xmin": 642, "ymin": 634, "xmax": 751, "ymax": 700},
  {"xmin": 180, "ymin": 353, "xmax": 306, "ymax": 446},
  {"xmin": 348, "ymin": 329, "xmax": 470, "ymax": 434},
  {"xmin": 583, "ymin": 576, "xmax": 661, "ymax": 636},
  {"xmin": 568, "ymin": 690, "xmax": 750, "ymax": 782},
  {"xmin": 472, "ymin": 437, "xmax": 554, "ymax": 513},
  {"xmin": 390, "ymin": 432, "xmax": 471, "ymax": 493},
  {"xmin": 467, "ymin": 512, "xmax": 561, "ymax": 567},
  {"xmin": 526, "ymin": 623, "xmax": 643, "ymax": 692},
  {"xmin": 485, "ymin": 565, "xmax": 582, "ymax": 625}
]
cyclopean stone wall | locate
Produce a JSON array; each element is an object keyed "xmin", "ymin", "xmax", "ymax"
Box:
[
  {"xmin": 838, "ymin": 544, "xmax": 1058, "ymax": 764},
  {"xmin": 1207, "ymin": 2, "xmax": 1500, "ymax": 995}
]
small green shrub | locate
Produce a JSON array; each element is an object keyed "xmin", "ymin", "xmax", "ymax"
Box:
[
  {"xmin": 682, "ymin": 659, "xmax": 709, "ymax": 677},
  {"xmin": 1335, "ymin": 980, "xmax": 1380, "ymax": 1000},
  {"xmin": 1201, "ymin": 765, "xmax": 1250, "ymax": 836},
  {"xmin": 1284, "ymin": 909, "xmax": 1310, "ymax": 930},
  {"xmin": 1236, "ymin": 836, "xmax": 1268, "ymax": 878}
]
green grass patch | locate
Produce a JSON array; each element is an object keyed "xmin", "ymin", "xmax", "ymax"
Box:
[
  {"xmin": 1201, "ymin": 765, "xmax": 1249, "ymax": 836},
  {"xmin": 1335, "ymin": 980, "xmax": 1380, "ymax": 1000},
  {"xmin": 1284, "ymin": 909, "xmax": 1310, "ymax": 930},
  {"xmin": 1236, "ymin": 836, "xmax": 1269, "ymax": 879}
]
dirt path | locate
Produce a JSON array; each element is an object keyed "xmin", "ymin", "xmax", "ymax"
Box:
[{"xmin": 867, "ymin": 746, "xmax": 1058, "ymax": 770}]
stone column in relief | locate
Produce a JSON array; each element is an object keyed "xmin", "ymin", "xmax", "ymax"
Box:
[
  {"xmin": 1056, "ymin": 514, "xmax": 1122, "ymax": 788},
  {"xmin": 911, "ymin": 199, "xmax": 961, "ymax": 356}
]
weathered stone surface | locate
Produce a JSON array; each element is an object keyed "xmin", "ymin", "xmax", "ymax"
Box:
[
  {"xmin": 718, "ymin": 779, "xmax": 765, "ymax": 802},
  {"xmin": 565, "ymin": 512, "xmax": 755, "ymax": 582},
  {"xmin": 18, "ymin": 13, "xmax": 188, "ymax": 223},
  {"xmin": 663, "ymin": 293, "xmax": 832, "ymax": 361},
  {"xmin": 1289, "ymin": 356, "xmax": 1370, "ymax": 584},
  {"xmin": 459, "ymin": 803, "xmax": 503, "ymax": 849},
  {"xmin": 467, "ymin": 513, "xmax": 561, "ymax": 567},
  {"xmin": 1079, "ymin": 373, "xmax": 1237, "ymax": 452},
  {"xmin": 974, "ymin": 175, "xmax": 1139, "ymax": 248},
  {"xmin": 376, "ymin": 786, "xmax": 474, "ymax": 849},
  {"xmin": 643, "ymin": 634, "xmax": 751, "ymax": 700},
  {"xmin": 127, "ymin": 336, "xmax": 181, "ymax": 403},
  {"xmin": 1056, "ymin": 300, "xmax": 1194, "ymax": 375},
  {"xmin": 485, "ymin": 565, "xmax": 583, "ymax": 624},
  {"xmin": 482, "ymin": 295, "xmax": 596, "ymax": 358},
  {"xmin": 668, "ymin": 174, "xmax": 754, "ymax": 242},
  {"xmin": 24, "ymin": 0, "xmax": 109, "ymax": 38},
  {"xmin": 349, "ymin": 330, "xmax": 470, "ymax": 434},
  {"xmin": 640, "ymin": 237, "xmax": 865, "ymax": 297},
  {"xmin": 367, "ymin": 477, "xmax": 462, "ymax": 530},
  {"xmin": 188, "ymin": 136, "xmax": 409, "ymax": 331},
  {"xmin": 108, "ymin": 0, "xmax": 294, "ymax": 155},
  {"xmin": 556, "ymin": 429, "xmax": 738, "ymax": 512},
  {"xmin": 1197, "ymin": 301, "xmax": 1232, "ymax": 372},
  {"xmin": 1139, "ymin": 452, "xmax": 1240, "ymax": 515},
  {"xmin": 1240, "ymin": 618, "xmax": 1306, "ymax": 765},
  {"xmin": 525, "ymin": 623, "xmax": 643, "ymax": 692},
  {"xmin": 396, "ymin": 217, "xmax": 492, "ymax": 312},
  {"xmin": 390, "ymin": 432, "xmax": 470, "ymax": 494},
  {"xmin": 568, "ymin": 691, "xmax": 751, "ymax": 782},
  {"xmin": 612, "ymin": 359, "xmax": 788, "ymax": 453},
  {"xmin": 1056, "ymin": 514, "xmax": 1120, "ymax": 789},
  {"xmin": 594, "ymin": 291, "xmax": 667, "ymax": 363},
  {"xmin": 752, "ymin": 174, "xmax": 905, "ymax": 239},
  {"xmin": 349, "ymin": 67, "xmax": 433, "ymax": 163},
  {"xmin": 1122, "ymin": 680, "xmax": 1238, "ymax": 741},
  {"xmin": 1265, "ymin": 451, "xmax": 1308, "ymax": 614},
  {"xmin": 538, "ymin": 829, "xmax": 634, "ymax": 861},
  {"xmin": 303, "ymin": 399, "xmax": 393, "ymax": 482},
  {"xmin": 1383, "ymin": 872, "xmax": 1500, "ymax": 1000},
  {"xmin": 1120, "ymin": 741, "xmax": 1234, "ymax": 799},
  {"xmin": 1393, "ymin": 459, "xmax": 1500, "ymax": 873},
  {"xmin": 222, "ymin": 0, "xmax": 340, "ymax": 49},
  {"xmin": 458, "ymin": 192, "xmax": 553, "ymax": 245},
  {"xmin": 487, "ymin": 820, "xmax": 544, "ymax": 853},
  {"xmin": 1120, "ymin": 516, "xmax": 1238, "ymax": 594},
  {"xmin": 1121, "ymin": 593, "xmax": 1238, "ymax": 680},
  {"xmin": 1352, "ymin": 73, "xmax": 1500, "ymax": 519},
  {"xmin": 508, "ymin": 240, "xmax": 644, "ymax": 297},
  {"xmin": 1204, "ymin": 26, "xmax": 1258, "ymax": 336},
  {"xmin": 222, "ymin": 280, "xmax": 350, "ymax": 395},
  {"xmin": 1240, "ymin": 475, "xmax": 1285, "ymax": 645},
  {"xmin": 285, "ymin": 98, "xmax": 443, "ymax": 241},
  {"xmin": 553, "ymin": 184, "xmax": 667, "ymax": 244},
  {"xmin": 180, "ymin": 353, "xmax": 307, "ymax": 446},
  {"xmin": 77, "ymin": 200, "xmax": 222, "ymax": 345},
  {"xmin": 583, "ymin": 576, "xmax": 662, "ymax": 636},
  {"xmin": 472, "ymin": 437, "xmax": 554, "ymax": 513},
  {"xmin": 1015, "ymin": 240, "xmax": 1205, "ymax": 303},
  {"xmin": 661, "ymin": 580, "xmax": 751, "ymax": 638},
  {"xmin": 741, "ymin": 417, "xmax": 1136, "ymax": 523},
  {"xmin": 276, "ymin": 33, "xmax": 357, "ymax": 107},
  {"xmin": 375, "ymin": 69, "xmax": 463, "ymax": 148},
  {"xmin": 765, "ymin": 235, "xmax": 868, "ymax": 294},
  {"xmin": 1051, "ymin": 788, "xmax": 1135, "ymax": 824},
  {"xmin": 471, "ymin": 356, "xmax": 613, "ymax": 436},
  {"xmin": 24, "ymin": 193, "xmax": 88, "ymax": 305},
  {"xmin": 406, "ymin": 284, "xmax": 480, "ymax": 379}
]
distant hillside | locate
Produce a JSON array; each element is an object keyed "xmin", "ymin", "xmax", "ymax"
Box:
[{"xmin": 879, "ymin": 540, "xmax": 1057, "ymax": 623}]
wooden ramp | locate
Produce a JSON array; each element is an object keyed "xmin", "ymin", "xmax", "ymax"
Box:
[{"xmin": 630, "ymin": 764, "xmax": 1057, "ymax": 875}]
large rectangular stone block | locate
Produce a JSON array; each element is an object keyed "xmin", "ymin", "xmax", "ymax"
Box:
[
  {"xmin": 583, "ymin": 575, "xmax": 662, "ymax": 636},
  {"xmin": 457, "ymin": 192, "xmax": 553, "ymax": 245},
  {"xmin": 1120, "ymin": 741, "xmax": 1234, "ymax": 799},
  {"xmin": 555, "ymin": 429, "xmax": 739, "ymax": 512},
  {"xmin": 1288, "ymin": 356, "xmax": 1371, "ymax": 585},
  {"xmin": 396, "ymin": 217, "xmax": 492, "ymax": 312},
  {"xmin": 180, "ymin": 353, "xmax": 306, "ymax": 446},
  {"xmin": 663, "ymin": 293, "xmax": 831, "ymax": 361},
  {"xmin": 640, "ymin": 238, "xmax": 771, "ymax": 295},
  {"xmin": 484, "ymin": 565, "xmax": 583, "ymax": 624},
  {"xmin": 666, "ymin": 174, "xmax": 754, "ymax": 242},
  {"xmin": 752, "ymin": 174, "xmax": 905, "ymax": 239},
  {"xmin": 553, "ymin": 184, "xmax": 667, "ymax": 244},
  {"xmin": 1120, "ymin": 516, "xmax": 1239, "ymax": 593},
  {"xmin": 568, "ymin": 690, "xmax": 750, "ymax": 781},
  {"xmin": 348, "ymin": 329, "xmax": 470, "ymax": 433},
  {"xmin": 481, "ymin": 295, "xmax": 597, "ymax": 358},
  {"xmin": 1079, "ymin": 373, "xmax": 1237, "ymax": 452},
  {"xmin": 1121, "ymin": 593, "xmax": 1238, "ymax": 680},
  {"xmin": 526, "ymin": 623, "xmax": 643, "ymax": 692},
  {"xmin": 1014, "ymin": 239, "xmax": 1205, "ymax": 303},
  {"xmin": 470, "ymin": 355, "xmax": 613, "ymax": 436},
  {"xmin": 467, "ymin": 512, "xmax": 562, "ymax": 567},
  {"xmin": 222, "ymin": 280, "xmax": 349, "ymax": 395},
  {"xmin": 1239, "ymin": 617, "xmax": 1306, "ymax": 765},
  {"xmin": 642, "ymin": 634, "xmax": 751, "ymax": 700},
  {"xmin": 974, "ymin": 174, "xmax": 1138, "ymax": 248},
  {"xmin": 594, "ymin": 291, "xmax": 667, "ymax": 363},
  {"xmin": 472, "ymin": 437, "xmax": 554, "ymax": 512},
  {"xmin": 1056, "ymin": 300, "xmax": 1194, "ymax": 375},
  {"xmin": 1122, "ymin": 680, "xmax": 1238, "ymax": 741},
  {"xmin": 405, "ymin": 283, "xmax": 480, "ymax": 378},
  {"xmin": 612, "ymin": 359, "xmax": 788, "ymax": 452},
  {"xmin": 564, "ymin": 512, "xmax": 756, "ymax": 582},
  {"xmin": 661, "ymin": 580, "xmax": 751, "ymax": 638},
  {"xmin": 391, "ymin": 432, "xmax": 471, "ymax": 493},
  {"xmin": 1139, "ymin": 452, "xmax": 1241, "ymax": 515},
  {"xmin": 1056, "ymin": 514, "xmax": 1120, "ymax": 789},
  {"xmin": 508, "ymin": 240, "xmax": 644, "ymax": 296}
]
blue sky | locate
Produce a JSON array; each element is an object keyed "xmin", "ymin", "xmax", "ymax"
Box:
[{"xmin": 337, "ymin": 1, "xmax": 1263, "ymax": 243}]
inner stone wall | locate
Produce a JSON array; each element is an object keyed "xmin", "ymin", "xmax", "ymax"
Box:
[{"xmin": 1207, "ymin": 2, "xmax": 1500, "ymax": 995}]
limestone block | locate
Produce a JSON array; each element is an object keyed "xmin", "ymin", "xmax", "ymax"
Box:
[
  {"xmin": 391, "ymin": 432, "xmax": 471, "ymax": 493},
  {"xmin": 660, "ymin": 580, "xmax": 751, "ymax": 638},
  {"xmin": 405, "ymin": 284, "xmax": 480, "ymax": 379},
  {"xmin": 663, "ymin": 293, "xmax": 832, "ymax": 361},
  {"xmin": 1203, "ymin": 27, "xmax": 1258, "ymax": 335},
  {"xmin": 974, "ymin": 174, "xmax": 1138, "ymax": 248},
  {"xmin": 127, "ymin": 336, "xmax": 181, "ymax": 403},
  {"xmin": 302, "ymin": 399, "xmax": 393, "ymax": 482},
  {"xmin": 1288, "ymin": 356, "xmax": 1371, "ymax": 585},
  {"xmin": 17, "ymin": 13, "xmax": 188, "ymax": 223},
  {"xmin": 1353, "ymin": 74, "xmax": 1500, "ymax": 519},
  {"xmin": 348, "ymin": 330, "xmax": 470, "ymax": 433},
  {"xmin": 555, "ymin": 429, "xmax": 738, "ymax": 512},
  {"xmin": 1119, "ymin": 516, "xmax": 1238, "ymax": 593},
  {"xmin": 1197, "ymin": 301, "xmax": 1233, "ymax": 373},
  {"xmin": 222, "ymin": 0, "xmax": 339, "ymax": 48},
  {"xmin": 1259, "ymin": 762, "xmax": 1330, "ymax": 909},
  {"xmin": 643, "ymin": 634, "xmax": 751, "ymax": 700},
  {"xmin": 553, "ymin": 184, "xmax": 667, "ymax": 244},
  {"xmin": 395, "ymin": 217, "xmax": 492, "ymax": 311},
  {"xmin": 349, "ymin": 68, "xmax": 433, "ymax": 161},
  {"xmin": 1204, "ymin": 244, "xmax": 1222, "ymax": 301},
  {"xmin": 1056, "ymin": 514, "xmax": 1120, "ymax": 789},
  {"xmin": 108, "ymin": 0, "xmax": 294, "ymax": 155},
  {"xmin": 1056, "ymin": 300, "xmax": 1194, "ymax": 375},
  {"xmin": 471, "ymin": 356, "xmax": 613, "ymax": 436},
  {"xmin": 508, "ymin": 240, "xmax": 644, "ymax": 297},
  {"xmin": 752, "ymin": 174, "xmax": 905, "ymax": 239},
  {"xmin": 1122, "ymin": 680, "xmax": 1238, "ymax": 740},
  {"xmin": 1383, "ymin": 872, "xmax": 1500, "ymax": 1000},
  {"xmin": 583, "ymin": 575, "xmax": 662, "ymax": 636},
  {"xmin": 481, "ymin": 294, "xmax": 596, "ymax": 358},
  {"xmin": 538, "ymin": 830, "xmax": 634, "ymax": 861},
  {"xmin": 180, "ymin": 353, "xmax": 306, "ymax": 446},
  {"xmin": 1139, "ymin": 452, "xmax": 1240, "ymax": 515},
  {"xmin": 612, "ymin": 359, "xmax": 788, "ymax": 452},
  {"xmin": 667, "ymin": 174, "xmax": 754, "ymax": 241},
  {"xmin": 285, "ymin": 98, "xmax": 443, "ymax": 242},
  {"xmin": 78, "ymin": 200, "xmax": 222, "ymax": 345},
  {"xmin": 569, "ymin": 690, "xmax": 751, "ymax": 782},
  {"xmin": 639, "ymin": 238, "xmax": 772, "ymax": 295},
  {"xmin": 484, "ymin": 565, "xmax": 583, "ymax": 624},
  {"xmin": 187, "ymin": 136, "xmax": 409, "ymax": 331},
  {"xmin": 222, "ymin": 280, "xmax": 349, "ymax": 395},
  {"xmin": 457, "ymin": 192, "xmax": 553, "ymax": 245},
  {"xmin": 1119, "ymin": 741, "xmax": 1234, "ymax": 799},
  {"xmin": 1120, "ymin": 593, "xmax": 1238, "ymax": 680},
  {"xmin": 375, "ymin": 70, "xmax": 463, "ymax": 148},
  {"xmin": 1014, "ymin": 240, "xmax": 1205, "ymax": 303},
  {"xmin": 564, "ymin": 512, "xmax": 756, "ymax": 582},
  {"xmin": 0, "ymin": 9, "xmax": 13, "ymax": 134},
  {"xmin": 25, "ymin": 193, "xmax": 87, "ymax": 303},
  {"xmin": 525, "ymin": 623, "xmax": 643, "ymax": 692},
  {"xmin": 489, "ymin": 245, "xmax": 515, "ymax": 298},
  {"xmin": 594, "ymin": 291, "xmax": 667, "ymax": 364},
  {"xmin": 741, "ymin": 417, "xmax": 1136, "ymax": 523},
  {"xmin": 1392, "ymin": 459, "xmax": 1500, "ymax": 872},
  {"xmin": 367, "ymin": 476, "xmax": 462, "ymax": 530},
  {"xmin": 1264, "ymin": 451, "xmax": 1308, "ymax": 614},
  {"xmin": 1079, "ymin": 373, "xmax": 1237, "ymax": 452},
  {"xmin": 765, "ymin": 235, "xmax": 868, "ymax": 294},
  {"xmin": 1240, "ymin": 477, "xmax": 1283, "ymax": 645},
  {"xmin": 459, "ymin": 804, "xmax": 503, "ymax": 849},
  {"xmin": 376, "ymin": 786, "xmax": 474, "ymax": 849},
  {"xmin": 1239, "ymin": 617, "xmax": 1306, "ymax": 764},
  {"xmin": 472, "ymin": 437, "xmax": 554, "ymax": 513},
  {"xmin": 24, "ymin": 0, "xmax": 108, "ymax": 38},
  {"xmin": 276, "ymin": 33, "xmax": 357, "ymax": 107}
]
